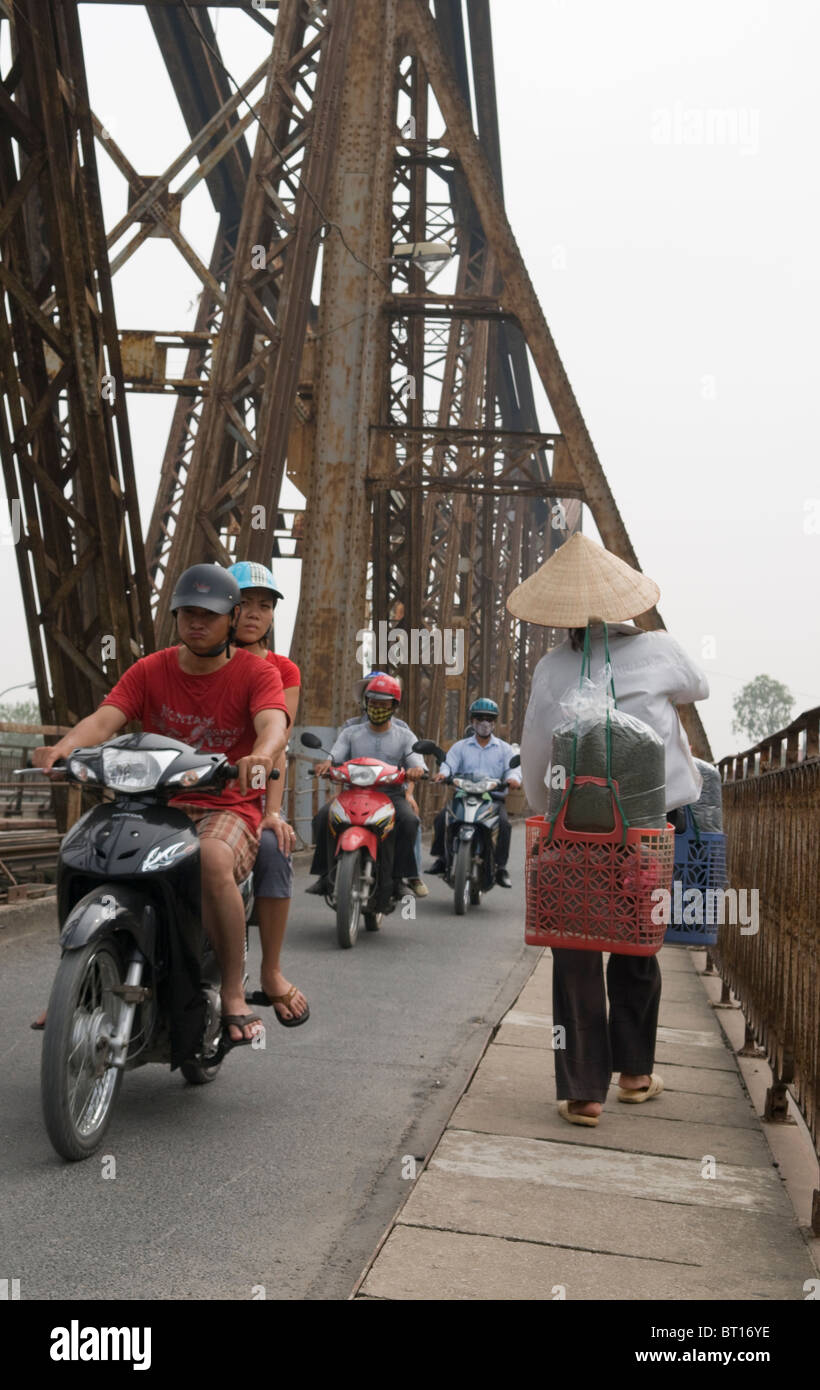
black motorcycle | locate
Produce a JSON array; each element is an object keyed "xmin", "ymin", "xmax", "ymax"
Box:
[
  {"xmin": 31, "ymin": 733, "xmax": 273, "ymax": 1161},
  {"xmin": 413, "ymin": 740, "xmax": 520, "ymax": 915}
]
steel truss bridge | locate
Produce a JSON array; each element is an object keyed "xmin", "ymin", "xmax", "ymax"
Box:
[{"xmin": 0, "ymin": 0, "xmax": 711, "ymax": 758}]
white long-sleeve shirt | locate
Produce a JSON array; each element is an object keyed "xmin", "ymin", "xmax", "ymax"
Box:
[{"xmin": 521, "ymin": 623, "xmax": 709, "ymax": 815}]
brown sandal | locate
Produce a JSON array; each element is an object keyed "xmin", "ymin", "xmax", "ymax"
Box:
[
  {"xmin": 247, "ymin": 986, "xmax": 310, "ymax": 1028},
  {"xmin": 221, "ymin": 1012, "xmax": 264, "ymax": 1049}
]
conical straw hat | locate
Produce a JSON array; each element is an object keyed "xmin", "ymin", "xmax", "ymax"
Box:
[{"xmin": 505, "ymin": 533, "xmax": 660, "ymax": 627}]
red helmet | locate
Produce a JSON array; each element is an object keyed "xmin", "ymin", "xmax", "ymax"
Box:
[{"xmin": 364, "ymin": 673, "xmax": 401, "ymax": 702}]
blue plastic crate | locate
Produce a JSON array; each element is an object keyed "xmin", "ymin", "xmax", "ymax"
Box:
[{"xmin": 664, "ymin": 806, "xmax": 728, "ymax": 945}]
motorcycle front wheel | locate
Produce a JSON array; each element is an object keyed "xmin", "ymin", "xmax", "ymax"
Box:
[
  {"xmin": 181, "ymin": 984, "xmax": 223, "ymax": 1085},
  {"xmin": 470, "ymin": 866, "xmax": 483, "ymax": 906},
  {"xmin": 335, "ymin": 848, "xmax": 362, "ymax": 949},
  {"xmin": 453, "ymin": 841, "xmax": 472, "ymax": 916},
  {"xmin": 41, "ymin": 938, "xmax": 125, "ymax": 1161}
]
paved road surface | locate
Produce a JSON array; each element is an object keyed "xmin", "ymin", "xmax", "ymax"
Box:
[{"xmin": 0, "ymin": 829, "xmax": 533, "ymax": 1300}]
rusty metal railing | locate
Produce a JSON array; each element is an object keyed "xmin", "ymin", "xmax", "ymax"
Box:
[
  {"xmin": 716, "ymin": 705, "xmax": 820, "ymax": 1232},
  {"xmin": 0, "ymin": 721, "xmax": 77, "ymax": 902}
]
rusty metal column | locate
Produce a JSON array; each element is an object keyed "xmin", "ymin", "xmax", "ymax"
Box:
[
  {"xmin": 0, "ymin": 0, "xmax": 152, "ymax": 726},
  {"xmin": 290, "ymin": 0, "xmax": 398, "ymax": 734}
]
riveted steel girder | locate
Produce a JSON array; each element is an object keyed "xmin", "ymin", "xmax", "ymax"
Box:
[
  {"xmin": 289, "ymin": 0, "xmax": 399, "ymax": 725},
  {"xmin": 0, "ymin": 0, "xmax": 152, "ymax": 725},
  {"xmin": 154, "ymin": 0, "xmax": 350, "ymax": 645}
]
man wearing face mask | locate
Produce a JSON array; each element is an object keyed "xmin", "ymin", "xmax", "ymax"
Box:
[
  {"xmin": 307, "ymin": 673, "xmax": 426, "ymax": 900},
  {"xmin": 428, "ymin": 697, "xmax": 521, "ymax": 888}
]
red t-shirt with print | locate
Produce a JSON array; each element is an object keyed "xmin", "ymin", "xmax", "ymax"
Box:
[
  {"xmin": 266, "ymin": 651, "xmax": 301, "ymax": 689},
  {"xmin": 100, "ymin": 646, "xmax": 288, "ymax": 833}
]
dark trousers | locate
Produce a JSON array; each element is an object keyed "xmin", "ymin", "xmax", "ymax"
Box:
[
  {"xmin": 551, "ymin": 950, "xmax": 662, "ymax": 1103},
  {"xmin": 311, "ymin": 792, "xmax": 419, "ymax": 882},
  {"xmin": 431, "ymin": 799, "xmax": 511, "ymax": 867}
]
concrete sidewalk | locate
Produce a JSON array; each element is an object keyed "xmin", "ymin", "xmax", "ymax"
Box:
[{"xmin": 356, "ymin": 946, "xmax": 819, "ymax": 1300}]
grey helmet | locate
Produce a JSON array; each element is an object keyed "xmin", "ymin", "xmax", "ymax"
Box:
[{"xmin": 170, "ymin": 563, "xmax": 241, "ymax": 658}]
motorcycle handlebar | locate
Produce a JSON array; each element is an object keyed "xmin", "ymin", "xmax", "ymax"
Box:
[
  {"xmin": 308, "ymin": 764, "xmax": 414, "ymax": 781},
  {"xmin": 22, "ymin": 754, "xmax": 280, "ymax": 786},
  {"xmin": 448, "ymin": 777, "xmax": 515, "ymax": 790}
]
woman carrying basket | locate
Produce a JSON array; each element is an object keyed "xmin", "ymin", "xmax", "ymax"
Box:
[{"xmin": 512, "ymin": 535, "xmax": 709, "ymax": 1127}]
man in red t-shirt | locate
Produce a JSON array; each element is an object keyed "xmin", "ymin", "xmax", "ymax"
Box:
[{"xmin": 33, "ymin": 564, "xmax": 290, "ymax": 1046}]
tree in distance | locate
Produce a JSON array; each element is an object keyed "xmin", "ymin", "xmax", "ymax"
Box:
[
  {"xmin": 0, "ymin": 700, "xmax": 40, "ymax": 749},
  {"xmin": 732, "ymin": 675, "xmax": 795, "ymax": 744}
]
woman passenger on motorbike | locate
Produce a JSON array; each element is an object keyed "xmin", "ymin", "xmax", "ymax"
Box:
[{"xmin": 228, "ymin": 562, "xmax": 309, "ymax": 1027}]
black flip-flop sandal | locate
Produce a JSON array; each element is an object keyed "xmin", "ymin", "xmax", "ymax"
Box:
[{"xmin": 246, "ymin": 988, "xmax": 310, "ymax": 1029}]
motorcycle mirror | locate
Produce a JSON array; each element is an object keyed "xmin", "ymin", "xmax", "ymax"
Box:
[
  {"xmin": 412, "ymin": 739, "xmax": 446, "ymax": 762},
  {"xmin": 300, "ymin": 732, "xmax": 323, "ymax": 749},
  {"xmin": 509, "ymin": 753, "xmax": 521, "ymax": 769}
]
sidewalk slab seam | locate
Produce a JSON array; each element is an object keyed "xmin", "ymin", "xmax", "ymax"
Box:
[{"xmin": 357, "ymin": 945, "xmax": 818, "ymax": 1299}]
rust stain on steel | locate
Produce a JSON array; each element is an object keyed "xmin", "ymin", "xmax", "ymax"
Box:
[
  {"xmin": 291, "ymin": 0, "xmax": 398, "ymax": 729},
  {"xmin": 0, "ymin": 0, "xmax": 152, "ymax": 728}
]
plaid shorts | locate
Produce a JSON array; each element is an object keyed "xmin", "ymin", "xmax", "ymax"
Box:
[{"xmin": 174, "ymin": 805, "xmax": 259, "ymax": 883}]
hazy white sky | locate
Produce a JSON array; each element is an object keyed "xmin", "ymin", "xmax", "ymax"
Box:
[{"xmin": 1, "ymin": 0, "xmax": 817, "ymax": 761}]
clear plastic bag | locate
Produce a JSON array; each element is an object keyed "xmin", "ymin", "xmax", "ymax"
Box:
[{"xmin": 556, "ymin": 663, "xmax": 616, "ymax": 732}]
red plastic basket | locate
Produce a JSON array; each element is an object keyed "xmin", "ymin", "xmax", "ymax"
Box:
[{"xmin": 525, "ymin": 777, "xmax": 675, "ymax": 956}]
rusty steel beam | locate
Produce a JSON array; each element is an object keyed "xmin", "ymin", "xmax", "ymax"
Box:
[
  {"xmin": 143, "ymin": 226, "xmax": 235, "ymax": 601},
  {"xmin": 367, "ymin": 0, "xmax": 570, "ymax": 753},
  {"xmin": 405, "ymin": 0, "xmax": 632, "ymax": 560},
  {"xmin": 0, "ymin": 0, "xmax": 152, "ymax": 725},
  {"xmin": 290, "ymin": 0, "xmax": 399, "ymax": 727},
  {"xmin": 155, "ymin": 0, "xmax": 350, "ymax": 644},
  {"xmin": 147, "ymin": 3, "xmax": 251, "ymax": 225},
  {"xmin": 403, "ymin": 0, "xmax": 712, "ymax": 759},
  {"xmin": 417, "ymin": 234, "xmax": 496, "ymax": 744},
  {"xmin": 378, "ymin": 49, "xmax": 430, "ymax": 723}
]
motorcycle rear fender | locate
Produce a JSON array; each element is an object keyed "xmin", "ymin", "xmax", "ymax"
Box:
[
  {"xmin": 60, "ymin": 883, "xmax": 158, "ymax": 959},
  {"xmin": 336, "ymin": 826, "xmax": 379, "ymax": 860}
]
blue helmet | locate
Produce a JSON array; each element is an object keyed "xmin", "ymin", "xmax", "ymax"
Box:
[
  {"xmin": 227, "ymin": 561, "xmax": 284, "ymax": 602},
  {"xmin": 469, "ymin": 697, "xmax": 499, "ymax": 718}
]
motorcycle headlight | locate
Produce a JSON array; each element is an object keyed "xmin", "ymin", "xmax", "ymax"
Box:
[
  {"xmin": 167, "ymin": 765, "xmax": 209, "ymax": 788},
  {"xmin": 101, "ymin": 748, "xmax": 179, "ymax": 792},
  {"xmin": 68, "ymin": 757, "xmax": 98, "ymax": 783},
  {"xmin": 347, "ymin": 765, "xmax": 379, "ymax": 786}
]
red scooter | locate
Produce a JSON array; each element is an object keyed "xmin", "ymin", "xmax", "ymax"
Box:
[{"xmin": 301, "ymin": 733, "xmax": 406, "ymax": 948}]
